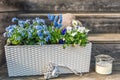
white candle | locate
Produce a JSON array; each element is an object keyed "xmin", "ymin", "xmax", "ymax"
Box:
[{"xmin": 96, "ymin": 61, "xmax": 112, "ymax": 74}]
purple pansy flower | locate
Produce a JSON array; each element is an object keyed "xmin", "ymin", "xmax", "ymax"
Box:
[
  {"xmin": 59, "ymin": 39, "xmax": 65, "ymax": 44},
  {"xmin": 61, "ymin": 28, "xmax": 67, "ymax": 35}
]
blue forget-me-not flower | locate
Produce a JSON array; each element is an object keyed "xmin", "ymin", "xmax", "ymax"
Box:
[
  {"xmin": 18, "ymin": 20, "xmax": 25, "ymax": 27},
  {"xmin": 12, "ymin": 17, "xmax": 18, "ymax": 22}
]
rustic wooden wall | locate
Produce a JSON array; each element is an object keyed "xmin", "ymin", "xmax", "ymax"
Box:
[
  {"xmin": 3, "ymin": 0, "xmax": 120, "ymax": 12},
  {"xmin": 0, "ymin": 0, "xmax": 120, "ymax": 70}
]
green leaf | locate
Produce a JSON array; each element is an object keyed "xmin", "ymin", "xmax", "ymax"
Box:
[
  {"xmin": 7, "ymin": 39, "xmax": 11, "ymax": 45},
  {"xmin": 12, "ymin": 40, "xmax": 20, "ymax": 45}
]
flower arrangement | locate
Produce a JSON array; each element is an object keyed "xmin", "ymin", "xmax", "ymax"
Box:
[{"xmin": 3, "ymin": 14, "xmax": 89, "ymax": 48}]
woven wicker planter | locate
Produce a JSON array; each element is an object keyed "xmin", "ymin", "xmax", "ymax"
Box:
[{"xmin": 5, "ymin": 42, "xmax": 92, "ymax": 77}]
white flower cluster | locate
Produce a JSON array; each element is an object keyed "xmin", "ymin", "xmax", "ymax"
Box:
[{"xmin": 66, "ymin": 20, "xmax": 89, "ymax": 36}]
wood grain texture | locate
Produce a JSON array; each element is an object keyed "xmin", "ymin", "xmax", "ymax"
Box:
[
  {"xmin": 0, "ymin": 34, "xmax": 6, "ymax": 66},
  {"xmin": 88, "ymin": 34, "xmax": 120, "ymax": 43},
  {"xmin": 1, "ymin": 0, "xmax": 120, "ymax": 12}
]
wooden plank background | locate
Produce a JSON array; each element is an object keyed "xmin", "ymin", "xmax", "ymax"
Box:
[{"xmin": 1, "ymin": 0, "xmax": 120, "ymax": 12}]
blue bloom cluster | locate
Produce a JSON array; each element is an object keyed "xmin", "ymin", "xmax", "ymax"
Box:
[
  {"xmin": 48, "ymin": 14, "xmax": 62, "ymax": 28},
  {"xmin": 27, "ymin": 27, "xmax": 33, "ymax": 38},
  {"xmin": 34, "ymin": 24, "xmax": 51, "ymax": 45},
  {"xmin": 18, "ymin": 20, "xmax": 25, "ymax": 27},
  {"xmin": 4, "ymin": 15, "xmax": 64, "ymax": 45},
  {"xmin": 33, "ymin": 17, "xmax": 45, "ymax": 25},
  {"xmin": 4, "ymin": 25, "xmax": 17, "ymax": 37}
]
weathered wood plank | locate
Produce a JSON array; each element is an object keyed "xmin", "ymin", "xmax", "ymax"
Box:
[
  {"xmin": 18, "ymin": 13, "xmax": 120, "ymax": 17},
  {"xmin": 2, "ymin": 0, "xmax": 120, "ymax": 12},
  {"xmin": 88, "ymin": 34, "xmax": 120, "ymax": 43},
  {"xmin": 0, "ymin": 0, "xmax": 19, "ymax": 12},
  {"xmin": 77, "ymin": 18, "xmax": 120, "ymax": 33},
  {"xmin": 0, "ymin": 34, "xmax": 6, "ymax": 66}
]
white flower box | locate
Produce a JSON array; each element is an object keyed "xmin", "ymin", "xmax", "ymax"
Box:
[{"xmin": 5, "ymin": 42, "xmax": 92, "ymax": 77}]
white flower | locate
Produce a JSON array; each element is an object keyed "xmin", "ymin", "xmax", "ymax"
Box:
[
  {"xmin": 77, "ymin": 27, "xmax": 85, "ymax": 33},
  {"xmin": 85, "ymin": 29, "xmax": 90, "ymax": 33},
  {"xmin": 66, "ymin": 26, "xmax": 72, "ymax": 33},
  {"xmin": 71, "ymin": 32, "xmax": 77, "ymax": 36},
  {"xmin": 74, "ymin": 26, "xmax": 80, "ymax": 30}
]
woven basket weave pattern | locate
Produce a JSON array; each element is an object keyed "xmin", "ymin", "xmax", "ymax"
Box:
[{"xmin": 5, "ymin": 43, "xmax": 92, "ymax": 77}]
